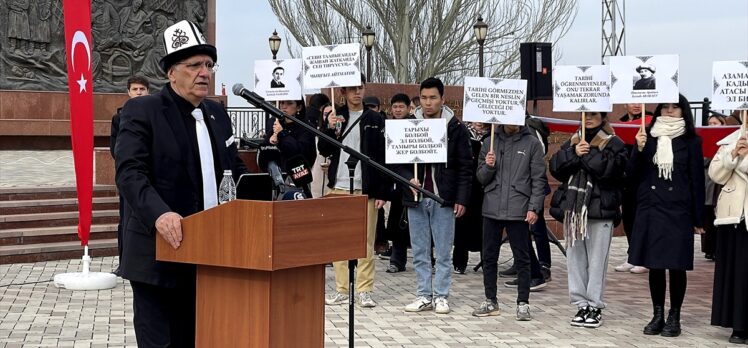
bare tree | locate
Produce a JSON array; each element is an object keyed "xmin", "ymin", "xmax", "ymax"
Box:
[{"xmin": 268, "ymin": 0, "xmax": 577, "ymax": 84}]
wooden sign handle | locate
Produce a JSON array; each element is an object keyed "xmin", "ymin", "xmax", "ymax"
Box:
[
  {"xmin": 490, "ymin": 124, "xmax": 495, "ymax": 153},
  {"xmin": 581, "ymin": 112, "xmax": 586, "ymax": 140},
  {"xmin": 742, "ymin": 109, "xmax": 747, "ymax": 136},
  {"xmin": 641, "ymin": 103, "xmax": 646, "ymax": 131},
  {"xmin": 413, "ymin": 163, "xmax": 419, "ymax": 202}
]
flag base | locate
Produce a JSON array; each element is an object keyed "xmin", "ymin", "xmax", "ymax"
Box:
[
  {"xmin": 54, "ymin": 272, "xmax": 117, "ymax": 290},
  {"xmin": 53, "ymin": 245, "xmax": 117, "ymax": 290}
]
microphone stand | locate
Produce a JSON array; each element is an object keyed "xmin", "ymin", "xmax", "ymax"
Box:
[{"xmin": 235, "ymin": 88, "xmax": 445, "ymax": 348}]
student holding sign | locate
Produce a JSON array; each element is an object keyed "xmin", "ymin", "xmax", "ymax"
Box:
[
  {"xmin": 708, "ymin": 114, "xmax": 748, "ymax": 344},
  {"xmin": 626, "ymin": 94, "xmax": 705, "ymax": 338},
  {"xmin": 319, "ymin": 74, "xmax": 389, "ymax": 309},
  {"xmin": 473, "ymin": 123, "xmax": 546, "ymax": 321},
  {"xmin": 549, "ymin": 112, "xmax": 627, "ymax": 328},
  {"xmin": 266, "ymin": 99, "xmax": 317, "ymax": 194},
  {"xmin": 394, "ymin": 78, "xmax": 473, "ymax": 315}
]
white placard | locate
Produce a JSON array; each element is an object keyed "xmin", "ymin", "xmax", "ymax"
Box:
[
  {"xmin": 609, "ymin": 55, "xmax": 679, "ymax": 104},
  {"xmin": 302, "ymin": 43, "xmax": 362, "ymax": 89},
  {"xmin": 712, "ymin": 61, "xmax": 748, "ymax": 110},
  {"xmin": 463, "ymin": 77, "xmax": 527, "ymax": 125},
  {"xmin": 385, "ymin": 118, "xmax": 448, "ymax": 164},
  {"xmin": 253, "ymin": 59, "xmax": 303, "ymax": 101},
  {"xmin": 553, "ymin": 65, "xmax": 612, "ymax": 112}
]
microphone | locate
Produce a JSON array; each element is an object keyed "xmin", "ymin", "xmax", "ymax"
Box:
[
  {"xmin": 284, "ymin": 155, "xmax": 313, "ymax": 187},
  {"xmin": 256, "ymin": 143, "xmax": 285, "ymax": 189},
  {"xmin": 232, "ymin": 83, "xmax": 288, "ymax": 121}
]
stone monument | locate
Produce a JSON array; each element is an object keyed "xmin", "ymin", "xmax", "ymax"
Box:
[{"xmin": 0, "ymin": 0, "xmax": 209, "ymax": 92}]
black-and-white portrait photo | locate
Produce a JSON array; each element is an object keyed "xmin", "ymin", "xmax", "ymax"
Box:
[
  {"xmin": 271, "ymin": 66, "xmax": 285, "ymax": 88},
  {"xmin": 633, "ymin": 63, "xmax": 656, "ymax": 90}
]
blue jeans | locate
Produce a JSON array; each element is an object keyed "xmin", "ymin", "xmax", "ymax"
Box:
[{"xmin": 408, "ymin": 198, "xmax": 455, "ymax": 298}]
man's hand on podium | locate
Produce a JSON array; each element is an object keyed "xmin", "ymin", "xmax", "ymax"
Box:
[{"xmin": 156, "ymin": 212, "xmax": 183, "ymax": 249}]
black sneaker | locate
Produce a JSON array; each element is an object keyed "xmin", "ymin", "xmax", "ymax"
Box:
[
  {"xmin": 540, "ymin": 264, "xmax": 552, "ymax": 282},
  {"xmin": 378, "ymin": 248, "xmax": 392, "ymax": 260},
  {"xmin": 453, "ymin": 266, "xmax": 466, "ymax": 275},
  {"xmin": 584, "ymin": 307, "xmax": 603, "ymax": 328},
  {"xmin": 504, "ymin": 278, "xmax": 546, "ymax": 291},
  {"xmin": 571, "ymin": 307, "xmax": 589, "ymax": 327},
  {"xmin": 499, "ymin": 264, "xmax": 517, "ymax": 278},
  {"xmin": 386, "ymin": 264, "xmax": 405, "ymax": 273}
]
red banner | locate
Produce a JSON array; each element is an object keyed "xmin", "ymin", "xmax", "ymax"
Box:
[
  {"xmin": 63, "ymin": 0, "xmax": 93, "ymax": 246},
  {"xmin": 536, "ymin": 116, "xmax": 739, "ymax": 158}
]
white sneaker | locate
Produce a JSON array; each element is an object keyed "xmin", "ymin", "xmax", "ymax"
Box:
[
  {"xmin": 404, "ymin": 296, "xmax": 433, "ymax": 312},
  {"xmin": 630, "ymin": 266, "xmax": 649, "ymax": 274},
  {"xmin": 434, "ymin": 297, "xmax": 450, "ymax": 314},
  {"xmin": 358, "ymin": 291, "xmax": 377, "ymax": 308},
  {"xmin": 614, "ymin": 262, "xmax": 634, "ymax": 272},
  {"xmin": 325, "ymin": 291, "xmax": 348, "ymax": 305}
]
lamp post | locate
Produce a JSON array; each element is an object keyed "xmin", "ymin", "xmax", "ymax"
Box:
[
  {"xmin": 269, "ymin": 30, "xmax": 281, "ymax": 60},
  {"xmin": 473, "ymin": 15, "xmax": 488, "ymax": 77},
  {"xmin": 362, "ymin": 25, "xmax": 375, "ymax": 82}
]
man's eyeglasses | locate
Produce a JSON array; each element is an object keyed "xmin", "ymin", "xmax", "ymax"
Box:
[{"xmin": 176, "ymin": 60, "xmax": 219, "ymax": 73}]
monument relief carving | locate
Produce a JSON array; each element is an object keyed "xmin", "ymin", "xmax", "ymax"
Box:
[{"xmin": 0, "ymin": 0, "xmax": 208, "ymax": 92}]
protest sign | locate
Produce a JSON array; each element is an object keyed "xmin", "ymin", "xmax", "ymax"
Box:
[
  {"xmin": 302, "ymin": 43, "xmax": 362, "ymax": 89},
  {"xmin": 253, "ymin": 59, "xmax": 302, "ymax": 101},
  {"xmin": 609, "ymin": 55, "xmax": 679, "ymax": 104},
  {"xmin": 553, "ymin": 65, "xmax": 612, "ymax": 112},
  {"xmin": 385, "ymin": 118, "xmax": 448, "ymax": 164},
  {"xmin": 463, "ymin": 77, "xmax": 527, "ymax": 125},
  {"xmin": 712, "ymin": 61, "xmax": 748, "ymax": 110}
]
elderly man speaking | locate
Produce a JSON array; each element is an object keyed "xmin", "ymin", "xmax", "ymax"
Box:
[{"xmin": 114, "ymin": 20, "xmax": 247, "ymax": 347}]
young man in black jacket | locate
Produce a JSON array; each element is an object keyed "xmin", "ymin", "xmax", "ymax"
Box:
[
  {"xmin": 395, "ymin": 77, "xmax": 473, "ymax": 315},
  {"xmin": 110, "ymin": 75, "xmax": 149, "ymax": 276},
  {"xmin": 318, "ymin": 74, "xmax": 388, "ymax": 308}
]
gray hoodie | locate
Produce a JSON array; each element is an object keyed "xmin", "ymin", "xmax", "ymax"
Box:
[{"xmin": 477, "ymin": 125, "xmax": 547, "ymax": 221}]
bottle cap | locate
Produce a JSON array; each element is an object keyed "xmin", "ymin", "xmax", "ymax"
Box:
[{"xmin": 223, "ymin": 170, "xmax": 232, "ymax": 175}]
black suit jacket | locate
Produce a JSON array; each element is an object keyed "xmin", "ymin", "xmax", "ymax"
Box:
[{"xmin": 115, "ymin": 87, "xmax": 247, "ymax": 287}]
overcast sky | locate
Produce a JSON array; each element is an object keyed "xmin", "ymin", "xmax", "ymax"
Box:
[{"xmin": 216, "ymin": 0, "xmax": 748, "ymax": 107}]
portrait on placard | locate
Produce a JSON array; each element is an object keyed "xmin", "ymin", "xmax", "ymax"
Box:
[
  {"xmin": 302, "ymin": 43, "xmax": 362, "ymax": 89},
  {"xmin": 553, "ymin": 65, "xmax": 612, "ymax": 112},
  {"xmin": 253, "ymin": 59, "xmax": 302, "ymax": 101},
  {"xmin": 712, "ymin": 61, "xmax": 748, "ymax": 110},
  {"xmin": 385, "ymin": 118, "xmax": 448, "ymax": 164},
  {"xmin": 463, "ymin": 77, "xmax": 527, "ymax": 126},
  {"xmin": 609, "ymin": 55, "xmax": 679, "ymax": 104}
]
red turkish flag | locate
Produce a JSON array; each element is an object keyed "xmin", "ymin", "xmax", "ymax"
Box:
[{"xmin": 63, "ymin": 0, "xmax": 93, "ymax": 246}]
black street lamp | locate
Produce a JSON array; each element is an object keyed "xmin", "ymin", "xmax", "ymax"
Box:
[
  {"xmin": 269, "ymin": 30, "xmax": 281, "ymax": 60},
  {"xmin": 473, "ymin": 15, "xmax": 488, "ymax": 77},
  {"xmin": 362, "ymin": 25, "xmax": 375, "ymax": 82}
]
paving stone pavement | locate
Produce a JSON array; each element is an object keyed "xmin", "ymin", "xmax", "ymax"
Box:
[
  {"xmin": 0, "ymin": 151, "xmax": 742, "ymax": 347},
  {"xmin": 0, "ymin": 238, "xmax": 742, "ymax": 348}
]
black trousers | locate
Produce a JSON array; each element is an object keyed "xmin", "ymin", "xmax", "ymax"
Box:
[
  {"xmin": 530, "ymin": 213, "xmax": 551, "ymax": 266},
  {"xmin": 388, "ymin": 198, "xmax": 410, "ymax": 269},
  {"xmin": 130, "ymin": 280, "xmax": 196, "ymax": 348},
  {"xmin": 483, "ymin": 218, "xmax": 532, "ymax": 304}
]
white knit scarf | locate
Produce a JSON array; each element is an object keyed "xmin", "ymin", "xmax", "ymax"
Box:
[{"xmin": 650, "ymin": 116, "xmax": 686, "ymax": 180}]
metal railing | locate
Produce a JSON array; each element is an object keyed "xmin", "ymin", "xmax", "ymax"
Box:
[
  {"xmin": 227, "ymin": 107, "xmax": 267, "ymax": 140},
  {"xmin": 688, "ymin": 98, "xmax": 739, "ymax": 126}
]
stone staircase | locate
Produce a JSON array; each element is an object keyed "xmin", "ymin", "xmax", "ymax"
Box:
[{"xmin": 0, "ymin": 186, "xmax": 120, "ymax": 264}]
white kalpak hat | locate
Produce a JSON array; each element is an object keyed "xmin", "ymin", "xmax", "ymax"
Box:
[{"xmin": 159, "ymin": 20, "xmax": 217, "ymax": 72}]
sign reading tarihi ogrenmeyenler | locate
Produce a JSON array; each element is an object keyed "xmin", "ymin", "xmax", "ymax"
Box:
[{"xmin": 553, "ymin": 65, "xmax": 612, "ymax": 112}]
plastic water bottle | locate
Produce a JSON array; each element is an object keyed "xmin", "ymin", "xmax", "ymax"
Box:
[{"xmin": 218, "ymin": 170, "xmax": 236, "ymax": 204}]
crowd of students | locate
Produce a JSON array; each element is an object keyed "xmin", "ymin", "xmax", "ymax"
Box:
[{"xmin": 268, "ymin": 74, "xmax": 747, "ymax": 344}]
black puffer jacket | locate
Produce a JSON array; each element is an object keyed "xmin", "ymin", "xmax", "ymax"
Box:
[
  {"xmin": 549, "ymin": 128, "xmax": 628, "ymax": 224},
  {"xmin": 393, "ymin": 106, "xmax": 473, "ymax": 208}
]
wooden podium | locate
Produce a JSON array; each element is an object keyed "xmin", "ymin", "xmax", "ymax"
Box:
[{"xmin": 156, "ymin": 195, "xmax": 368, "ymax": 347}]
